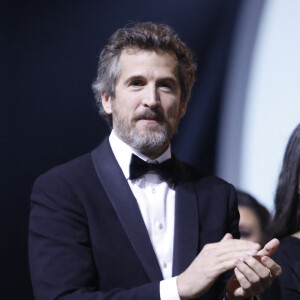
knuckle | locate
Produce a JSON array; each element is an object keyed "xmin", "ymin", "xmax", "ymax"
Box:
[
  {"xmin": 201, "ymin": 245, "xmax": 207, "ymax": 252},
  {"xmin": 219, "ymin": 263, "xmax": 227, "ymax": 274},
  {"xmin": 261, "ymin": 270, "xmax": 270, "ymax": 280},
  {"xmin": 251, "ymin": 274, "xmax": 260, "ymax": 284},
  {"xmin": 202, "ymin": 244, "xmax": 216, "ymax": 257},
  {"xmin": 243, "ymin": 281, "xmax": 252, "ymax": 289},
  {"xmin": 202, "ymin": 244, "xmax": 209, "ymax": 251}
]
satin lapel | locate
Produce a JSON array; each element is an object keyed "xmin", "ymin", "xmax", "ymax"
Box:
[
  {"xmin": 172, "ymin": 161, "xmax": 199, "ymax": 276},
  {"xmin": 91, "ymin": 138, "xmax": 163, "ymax": 281}
]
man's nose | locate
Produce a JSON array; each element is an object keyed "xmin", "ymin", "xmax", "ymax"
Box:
[{"xmin": 142, "ymin": 85, "xmax": 160, "ymax": 108}]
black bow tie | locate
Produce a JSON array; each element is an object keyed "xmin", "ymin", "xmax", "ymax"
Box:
[{"xmin": 129, "ymin": 154, "xmax": 178, "ymax": 186}]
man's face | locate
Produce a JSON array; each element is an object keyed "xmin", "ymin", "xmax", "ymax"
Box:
[{"xmin": 102, "ymin": 48, "xmax": 186, "ymax": 159}]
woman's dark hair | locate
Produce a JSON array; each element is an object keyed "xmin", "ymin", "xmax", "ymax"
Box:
[
  {"xmin": 269, "ymin": 123, "xmax": 300, "ymax": 239},
  {"xmin": 237, "ymin": 190, "xmax": 270, "ymax": 244}
]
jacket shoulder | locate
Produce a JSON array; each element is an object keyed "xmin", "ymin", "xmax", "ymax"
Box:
[
  {"xmin": 176, "ymin": 158, "xmax": 233, "ymax": 188},
  {"xmin": 34, "ymin": 152, "xmax": 94, "ymax": 187}
]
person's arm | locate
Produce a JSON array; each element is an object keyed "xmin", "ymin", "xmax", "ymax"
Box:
[{"xmin": 28, "ymin": 172, "xmax": 160, "ymax": 300}]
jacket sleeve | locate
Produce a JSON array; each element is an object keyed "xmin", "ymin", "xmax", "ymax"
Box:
[
  {"xmin": 28, "ymin": 171, "xmax": 160, "ymax": 300},
  {"xmin": 227, "ymin": 184, "xmax": 240, "ymax": 239}
]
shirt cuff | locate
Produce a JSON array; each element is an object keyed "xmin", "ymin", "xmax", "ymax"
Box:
[{"xmin": 160, "ymin": 276, "xmax": 180, "ymax": 300}]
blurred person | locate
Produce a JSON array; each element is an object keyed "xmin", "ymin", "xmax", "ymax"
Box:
[
  {"xmin": 237, "ymin": 190, "xmax": 270, "ymax": 246},
  {"xmin": 262, "ymin": 123, "xmax": 300, "ymax": 300},
  {"xmin": 29, "ymin": 22, "xmax": 281, "ymax": 300}
]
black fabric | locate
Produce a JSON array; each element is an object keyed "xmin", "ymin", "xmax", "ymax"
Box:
[
  {"xmin": 129, "ymin": 154, "xmax": 178, "ymax": 185},
  {"xmin": 28, "ymin": 137, "xmax": 240, "ymax": 300},
  {"xmin": 261, "ymin": 236, "xmax": 300, "ymax": 300}
]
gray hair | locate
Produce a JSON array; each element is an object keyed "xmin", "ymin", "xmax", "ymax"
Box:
[{"xmin": 92, "ymin": 22, "xmax": 197, "ymax": 127}]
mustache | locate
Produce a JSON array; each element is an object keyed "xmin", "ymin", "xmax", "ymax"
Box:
[{"xmin": 133, "ymin": 108, "xmax": 165, "ymax": 122}]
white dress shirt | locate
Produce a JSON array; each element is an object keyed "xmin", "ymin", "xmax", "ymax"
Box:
[{"xmin": 109, "ymin": 130, "xmax": 180, "ymax": 300}]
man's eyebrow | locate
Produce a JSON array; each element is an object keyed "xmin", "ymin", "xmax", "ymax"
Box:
[
  {"xmin": 157, "ymin": 76, "xmax": 178, "ymax": 83},
  {"xmin": 124, "ymin": 75, "xmax": 179, "ymax": 85},
  {"xmin": 124, "ymin": 75, "xmax": 145, "ymax": 85}
]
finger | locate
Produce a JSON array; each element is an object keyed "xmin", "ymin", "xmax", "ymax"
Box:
[
  {"xmin": 221, "ymin": 233, "xmax": 233, "ymax": 241},
  {"xmin": 261, "ymin": 256, "xmax": 282, "ymax": 278},
  {"xmin": 200, "ymin": 240, "xmax": 260, "ymax": 275},
  {"xmin": 210, "ymin": 240, "xmax": 260, "ymax": 272},
  {"xmin": 233, "ymin": 268, "xmax": 251, "ymax": 298},
  {"xmin": 219, "ymin": 240, "xmax": 260, "ymax": 256},
  {"xmin": 257, "ymin": 238, "xmax": 280, "ymax": 257},
  {"xmin": 242, "ymin": 255, "xmax": 272, "ymax": 289},
  {"xmin": 210, "ymin": 238, "xmax": 260, "ymax": 257},
  {"xmin": 235, "ymin": 259, "xmax": 265, "ymax": 295}
]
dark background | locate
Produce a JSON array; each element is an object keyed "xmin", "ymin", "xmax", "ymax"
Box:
[{"xmin": 1, "ymin": 0, "xmax": 241, "ymax": 298}]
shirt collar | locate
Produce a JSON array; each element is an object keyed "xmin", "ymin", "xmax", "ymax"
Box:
[{"xmin": 109, "ymin": 130, "xmax": 172, "ymax": 180}]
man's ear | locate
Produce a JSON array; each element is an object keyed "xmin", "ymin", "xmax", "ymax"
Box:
[
  {"xmin": 101, "ymin": 92, "xmax": 113, "ymax": 114},
  {"xmin": 179, "ymin": 101, "xmax": 187, "ymax": 118}
]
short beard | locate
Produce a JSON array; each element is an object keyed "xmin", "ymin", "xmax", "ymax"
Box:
[
  {"xmin": 113, "ymin": 108, "xmax": 180, "ymax": 158},
  {"xmin": 119, "ymin": 125, "xmax": 170, "ymax": 158}
]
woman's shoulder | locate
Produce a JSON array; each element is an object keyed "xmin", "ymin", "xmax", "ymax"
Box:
[{"xmin": 278, "ymin": 235, "xmax": 300, "ymax": 252}]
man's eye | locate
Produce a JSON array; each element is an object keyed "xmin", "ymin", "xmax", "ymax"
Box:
[
  {"xmin": 159, "ymin": 82, "xmax": 173, "ymax": 90},
  {"xmin": 130, "ymin": 81, "xmax": 144, "ymax": 87}
]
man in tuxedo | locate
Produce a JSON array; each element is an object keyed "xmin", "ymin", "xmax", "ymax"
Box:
[{"xmin": 29, "ymin": 22, "xmax": 281, "ymax": 300}]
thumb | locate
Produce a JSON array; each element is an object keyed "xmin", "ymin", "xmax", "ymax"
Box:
[{"xmin": 257, "ymin": 238, "xmax": 280, "ymax": 257}]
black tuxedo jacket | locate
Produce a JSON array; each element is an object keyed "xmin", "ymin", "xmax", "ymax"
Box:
[{"xmin": 29, "ymin": 137, "xmax": 240, "ymax": 300}]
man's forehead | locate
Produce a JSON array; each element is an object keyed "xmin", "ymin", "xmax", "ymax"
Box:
[
  {"xmin": 115, "ymin": 48, "xmax": 180, "ymax": 84},
  {"xmin": 120, "ymin": 47, "xmax": 178, "ymax": 62}
]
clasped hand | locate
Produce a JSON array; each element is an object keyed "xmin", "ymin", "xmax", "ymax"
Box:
[{"xmin": 177, "ymin": 233, "xmax": 282, "ymax": 300}]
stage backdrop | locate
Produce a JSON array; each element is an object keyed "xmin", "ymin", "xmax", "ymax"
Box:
[{"xmin": 1, "ymin": 1, "xmax": 241, "ymax": 298}]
